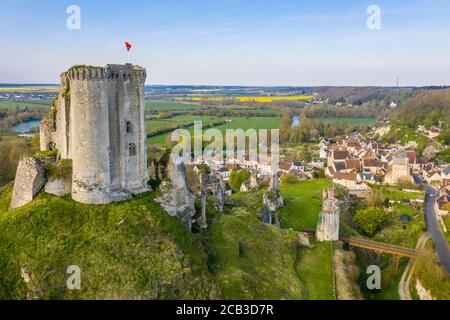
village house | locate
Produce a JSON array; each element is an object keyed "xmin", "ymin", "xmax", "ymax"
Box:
[
  {"xmin": 423, "ymin": 169, "xmax": 441, "ymax": 184},
  {"xmin": 311, "ymin": 157, "xmax": 325, "ymax": 169},
  {"xmin": 319, "ymin": 146, "xmax": 329, "ymax": 159},
  {"xmin": 362, "ymin": 158, "xmax": 382, "ymax": 175},
  {"xmin": 327, "ymin": 149, "xmax": 350, "ymax": 164},
  {"xmin": 418, "ymin": 124, "xmax": 426, "ymax": 133},
  {"xmin": 291, "ymin": 161, "xmax": 305, "ymax": 172},
  {"xmin": 216, "ymin": 166, "xmax": 231, "ymax": 179},
  {"xmin": 436, "ymin": 188, "xmax": 450, "ymax": 216},
  {"xmin": 441, "ymin": 166, "xmax": 450, "ymax": 188},
  {"xmin": 359, "ymin": 169, "xmax": 381, "ymax": 184},
  {"xmin": 333, "ymin": 170, "xmax": 370, "ymax": 191},
  {"xmin": 345, "ymin": 139, "xmax": 363, "ymax": 156}
]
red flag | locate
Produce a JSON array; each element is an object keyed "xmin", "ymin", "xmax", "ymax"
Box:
[{"xmin": 125, "ymin": 41, "xmax": 132, "ymax": 52}]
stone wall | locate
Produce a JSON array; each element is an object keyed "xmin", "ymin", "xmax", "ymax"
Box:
[
  {"xmin": 156, "ymin": 159, "xmax": 196, "ymax": 230},
  {"xmin": 44, "ymin": 175, "xmax": 71, "ymax": 197},
  {"xmin": 317, "ymin": 188, "xmax": 340, "ymax": 241}
]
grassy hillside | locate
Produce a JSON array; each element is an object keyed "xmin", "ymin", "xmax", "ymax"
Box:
[
  {"xmin": 206, "ymin": 212, "xmax": 303, "ymax": 299},
  {"xmin": 310, "ymin": 117, "xmax": 376, "ymax": 126},
  {"xmin": 391, "ymin": 88, "xmax": 450, "ymax": 127},
  {"xmin": 0, "ymin": 181, "xmax": 336, "ymax": 300}
]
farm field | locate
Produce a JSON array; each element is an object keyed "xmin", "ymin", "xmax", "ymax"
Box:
[
  {"xmin": 176, "ymin": 95, "xmax": 313, "ymax": 103},
  {"xmin": 212, "ymin": 116, "xmax": 281, "ymax": 133},
  {"xmin": 276, "ymin": 179, "xmax": 334, "ymax": 299},
  {"xmin": 147, "ymin": 116, "xmax": 281, "ymax": 146},
  {"xmin": 145, "ymin": 100, "xmax": 201, "ymax": 110},
  {"xmin": 370, "ymin": 185, "xmax": 424, "ymax": 201},
  {"xmin": 0, "ymin": 100, "xmax": 52, "ymax": 110},
  {"xmin": 0, "ymin": 86, "xmax": 59, "ymax": 92},
  {"xmin": 310, "ymin": 117, "xmax": 376, "ymax": 126}
]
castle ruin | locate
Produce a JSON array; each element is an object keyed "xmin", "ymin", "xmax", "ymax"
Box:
[
  {"xmin": 39, "ymin": 64, "xmax": 149, "ymax": 204},
  {"xmin": 316, "ymin": 187, "xmax": 340, "ymax": 241}
]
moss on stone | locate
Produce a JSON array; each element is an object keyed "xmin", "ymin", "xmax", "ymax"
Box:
[{"xmin": 47, "ymin": 159, "xmax": 72, "ymax": 179}]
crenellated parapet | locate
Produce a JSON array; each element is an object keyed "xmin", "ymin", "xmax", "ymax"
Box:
[
  {"xmin": 63, "ymin": 66, "xmax": 107, "ymax": 81},
  {"xmin": 61, "ymin": 64, "xmax": 147, "ymax": 82}
]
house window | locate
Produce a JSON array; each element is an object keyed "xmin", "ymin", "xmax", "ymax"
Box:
[
  {"xmin": 126, "ymin": 121, "xmax": 132, "ymax": 133},
  {"xmin": 129, "ymin": 143, "xmax": 137, "ymax": 156}
]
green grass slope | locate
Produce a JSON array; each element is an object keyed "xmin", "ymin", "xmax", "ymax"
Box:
[
  {"xmin": 206, "ymin": 211, "xmax": 303, "ymax": 299},
  {"xmin": 0, "ymin": 177, "xmax": 338, "ymax": 300},
  {"xmin": 0, "ymin": 187, "xmax": 220, "ymax": 299}
]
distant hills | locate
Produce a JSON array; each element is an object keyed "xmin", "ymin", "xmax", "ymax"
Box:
[{"xmin": 391, "ymin": 88, "xmax": 450, "ymax": 127}]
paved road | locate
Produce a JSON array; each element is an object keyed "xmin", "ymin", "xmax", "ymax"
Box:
[{"xmin": 417, "ymin": 176, "xmax": 450, "ymax": 274}]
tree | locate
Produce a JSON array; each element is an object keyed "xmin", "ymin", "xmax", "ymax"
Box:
[
  {"xmin": 279, "ymin": 111, "xmax": 292, "ymax": 144},
  {"xmin": 280, "ymin": 173, "xmax": 298, "ymax": 184},
  {"xmin": 352, "ymin": 206, "xmax": 389, "ymax": 237}
]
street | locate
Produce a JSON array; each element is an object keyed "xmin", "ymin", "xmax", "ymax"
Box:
[{"xmin": 416, "ymin": 174, "xmax": 450, "ymax": 274}]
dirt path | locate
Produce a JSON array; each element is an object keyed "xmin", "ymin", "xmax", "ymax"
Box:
[{"xmin": 398, "ymin": 234, "xmax": 429, "ymax": 300}]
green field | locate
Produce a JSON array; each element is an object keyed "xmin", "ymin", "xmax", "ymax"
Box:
[
  {"xmin": 209, "ymin": 183, "xmax": 334, "ymax": 300},
  {"xmin": 276, "ymin": 179, "xmax": 335, "ymax": 299},
  {"xmin": 311, "ymin": 117, "xmax": 376, "ymax": 126},
  {"xmin": 206, "ymin": 213, "xmax": 303, "ymax": 299},
  {"xmin": 279, "ymin": 179, "xmax": 332, "ymax": 231},
  {"xmin": 145, "ymin": 100, "xmax": 200, "ymax": 110},
  {"xmin": 370, "ymin": 185, "xmax": 424, "ymax": 201},
  {"xmin": 148, "ymin": 116, "xmax": 281, "ymax": 146},
  {"xmin": 214, "ymin": 116, "xmax": 281, "ymax": 132},
  {"xmin": 147, "ymin": 115, "xmax": 219, "ymax": 134},
  {"xmin": 0, "ymin": 135, "xmax": 32, "ymax": 142},
  {"xmin": 147, "ymin": 115, "xmax": 223, "ymax": 145},
  {"xmin": 295, "ymin": 240, "xmax": 334, "ymax": 300}
]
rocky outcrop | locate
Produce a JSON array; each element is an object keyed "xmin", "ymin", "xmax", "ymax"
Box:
[
  {"xmin": 10, "ymin": 157, "xmax": 46, "ymax": 209},
  {"xmin": 415, "ymin": 279, "xmax": 434, "ymax": 300},
  {"xmin": 296, "ymin": 232, "xmax": 312, "ymax": 248},
  {"xmin": 156, "ymin": 159, "xmax": 196, "ymax": 230},
  {"xmin": 44, "ymin": 175, "xmax": 72, "ymax": 196},
  {"xmin": 422, "ymin": 145, "xmax": 438, "ymax": 159}
]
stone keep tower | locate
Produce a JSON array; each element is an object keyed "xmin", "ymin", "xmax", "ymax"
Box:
[
  {"xmin": 40, "ymin": 64, "xmax": 149, "ymax": 204},
  {"xmin": 316, "ymin": 188, "xmax": 340, "ymax": 241}
]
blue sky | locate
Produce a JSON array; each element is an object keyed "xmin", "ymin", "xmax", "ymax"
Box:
[{"xmin": 1, "ymin": 0, "xmax": 450, "ymax": 86}]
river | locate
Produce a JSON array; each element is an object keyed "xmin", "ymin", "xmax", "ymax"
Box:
[{"xmin": 291, "ymin": 116, "xmax": 300, "ymax": 127}]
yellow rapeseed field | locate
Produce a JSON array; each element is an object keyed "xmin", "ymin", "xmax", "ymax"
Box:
[{"xmin": 0, "ymin": 86, "xmax": 60, "ymax": 92}]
